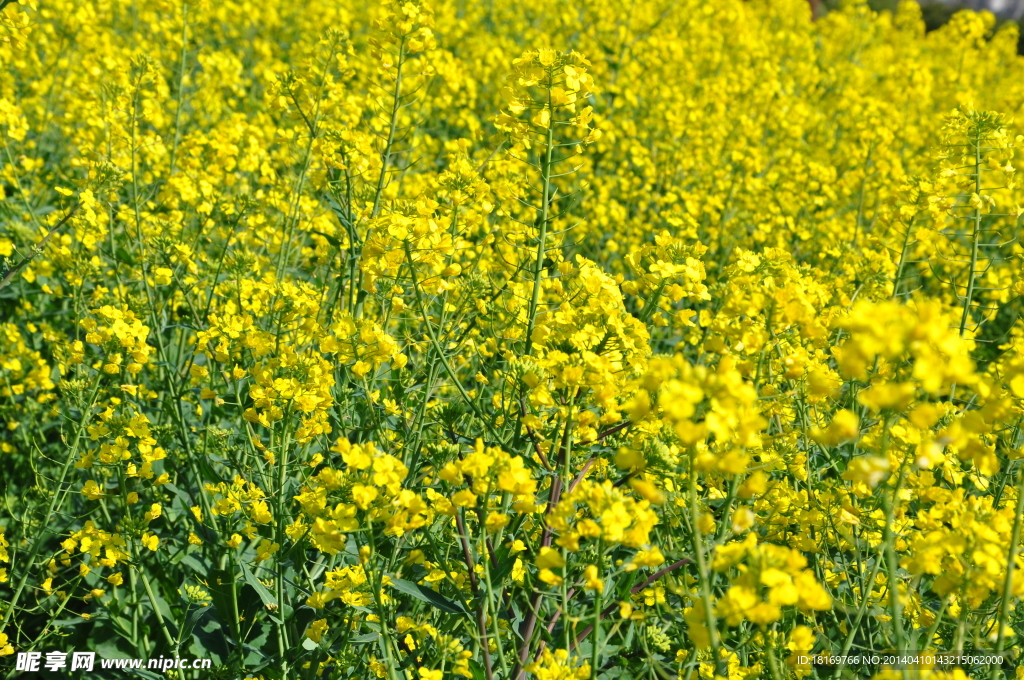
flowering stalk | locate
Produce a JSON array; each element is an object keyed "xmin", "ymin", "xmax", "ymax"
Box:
[
  {"xmin": 0, "ymin": 373, "xmax": 101, "ymax": 631},
  {"xmin": 991, "ymin": 468, "xmax": 1024, "ymax": 679},
  {"xmin": 523, "ymin": 98, "xmax": 555, "ymax": 361}
]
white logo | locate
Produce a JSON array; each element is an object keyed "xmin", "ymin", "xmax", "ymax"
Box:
[{"xmin": 13, "ymin": 651, "xmax": 210, "ymax": 673}]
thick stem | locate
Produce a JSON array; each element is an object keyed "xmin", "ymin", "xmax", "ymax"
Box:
[
  {"xmin": 959, "ymin": 137, "xmax": 983, "ymax": 337},
  {"xmin": 523, "ymin": 91, "xmax": 556, "ymax": 360},
  {"xmin": 138, "ymin": 561, "xmax": 177, "ymax": 652},
  {"xmin": 456, "ymin": 511, "xmax": 494, "ymax": 680},
  {"xmin": 891, "ymin": 217, "xmax": 915, "ymax": 299},
  {"xmin": 274, "ymin": 423, "xmax": 292, "ymax": 678},
  {"xmin": 590, "ymin": 540, "xmax": 604, "ymax": 678},
  {"xmin": 689, "ymin": 456, "xmax": 724, "ymax": 677},
  {"xmin": 882, "ymin": 461, "xmax": 908, "ymax": 655},
  {"xmin": 991, "ymin": 468, "xmax": 1024, "ymax": 680}
]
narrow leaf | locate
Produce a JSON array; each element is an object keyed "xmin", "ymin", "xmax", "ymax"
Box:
[{"xmin": 388, "ymin": 578, "xmax": 467, "ymax": 615}]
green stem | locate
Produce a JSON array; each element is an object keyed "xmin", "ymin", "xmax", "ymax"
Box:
[
  {"xmin": 882, "ymin": 460, "xmax": 908, "ymax": 656},
  {"xmin": 168, "ymin": 0, "xmax": 189, "ymax": 175},
  {"xmin": 590, "ymin": 538, "xmax": 605, "ymax": 678},
  {"xmin": 402, "ymin": 241, "xmax": 505, "ymax": 446},
  {"xmin": 370, "ymin": 36, "xmax": 407, "ymax": 221},
  {"xmin": 688, "ymin": 455, "xmax": 723, "ymax": 677},
  {"xmin": 891, "ymin": 216, "xmax": 915, "ymax": 299},
  {"xmin": 274, "ymin": 422, "xmax": 292, "ymax": 677},
  {"xmin": 523, "ymin": 89, "xmax": 555, "ymax": 360},
  {"xmin": 991, "ymin": 468, "xmax": 1024, "ymax": 679},
  {"xmin": 138, "ymin": 559, "xmax": 177, "ymax": 652},
  {"xmin": 959, "ymin": 136, "xmax": 983, "ymax": 337},
  {"xmin": 0, "ymin": 374, "xmax": 101, "ymax": 632}
]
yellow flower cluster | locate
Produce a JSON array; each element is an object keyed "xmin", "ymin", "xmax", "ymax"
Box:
[
  {"xmin": 711, "ymin": 533, "xmax": 832, "ymax": 628},
  {"xmin": 7, "ymin": 0, "xmax": 1024, "ymax": 677}
]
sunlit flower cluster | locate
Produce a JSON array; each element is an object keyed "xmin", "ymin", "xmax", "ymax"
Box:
[{"xmin": 6, "ymin": 0, "xmax": 1024, "ymax": 677}]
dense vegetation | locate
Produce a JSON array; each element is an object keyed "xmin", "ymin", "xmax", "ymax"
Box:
[{"xmin": 4, "ymin": 0, "xmax": 1024, "ymax": 678}]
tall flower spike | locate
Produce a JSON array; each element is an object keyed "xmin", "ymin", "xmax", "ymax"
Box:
[{"xmin": 495, "ymin": 50, "xmax": 598, "ymax": 150}]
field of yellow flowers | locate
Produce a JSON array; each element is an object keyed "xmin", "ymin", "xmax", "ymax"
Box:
[{"xmin": 6, "ymin": 0, "xmax": 1024, "ymax": 678}]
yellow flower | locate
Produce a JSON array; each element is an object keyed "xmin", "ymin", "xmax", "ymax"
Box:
[
  {"xmin": 251, "ymin": 500, "xmax": 273, "ymax": 524},
  {"xmin": 351, "ymin": 484, "xmax": 379, "ymax": 510},
  {"xmin": 525, "ymin": 649, "xmax": 590, "ymax": 680},
  {"xmin": 842, "ymin": 456, "xmax": 890, "ymax": 488},
  {"xmin": 0, "ymin": 631, "xmax": 12, "ymax": 656},
  {"xmin": 306, "ymin": 618, "xmax": 328, "ymax": 643},
  {"xmin": 484, "ymin": 512, "xmax": 509, "ymax": 532},
  {"xmin": 153, "ymin": 267, "xmax": 173, "ymax": 285},
  {"xmin": 629, "ymin": 546, "xmax": 665, "ymax": 570},
  {"xmin": 536, "ymin": 547, "xmax": 565, "ymax": 570},
  {"xmin": 583, "ymin": 565, "xmax": 603, "ymax": 593},
  {"xmin": 255, "ymin": 539, "xmax": 280, "ymax": 563},
  {"xmin": 538, "ymin": 569, "xmax": 563, "ymax": 586},
  {"xmin": 451, "ymin": 490, "xmax": 477, "ymax": 507},
  {"xmin": 81, "ymin": 480, "xmax": 103, "ymax": 501}
]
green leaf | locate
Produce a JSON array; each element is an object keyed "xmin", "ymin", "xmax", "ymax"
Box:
[
  {"xmin": 189, "ymin": 617, "xmax": 227, "ymax": 666},
  {"xmin": 179, "ymin": 605, "xmax": 211, "ymax": 647},
  {"xmin": 115, "ymin": 246, "xmax": 136, "ymax": 266},
  {"xmin": 490, "ymin": 543, "xmax": 517, "ymax": 584},
  {"xmin": 205, "ymin": 566, "xmax": 244, "ymax": 624},
  {"xmin": 325, "ymin": 193, "xmax": 354, "ymax": 232},
  {"xmin": 468, "ymin": 659, "xmax": 487, "ymax": 680},
  {"xmin": 178, "ymin": 553, "xmax": 209, "ymax": 577},
  {"xmin": 89, "ymin": 620, "xmax": 136, "ymax": 660},
  {"xmin": 351, "ymin": 632, "xmax": 380, "ymax": 644},
  {"xmin": 308, "ymin": 229, "xmax": 343, "ymax": 249},
  {"xmin": 388, "ymin": 578, "xmax": 467, "ymax": 615},
  {"xmin": 240, "ymin": 562, "xmax": 277, "ymax": 608}
]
